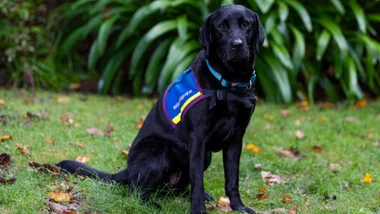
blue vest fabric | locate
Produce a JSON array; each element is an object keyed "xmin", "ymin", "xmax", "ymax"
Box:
[{"xmin": 163, "ymin": 68, "xmax": 206, "ymax": 127}]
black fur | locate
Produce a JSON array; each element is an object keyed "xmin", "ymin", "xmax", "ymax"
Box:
[{"xmin": 56, "ymin": 5, "xmax": 265, "ymax": 214}]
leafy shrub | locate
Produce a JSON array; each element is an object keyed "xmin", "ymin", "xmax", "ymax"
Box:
[{"xmin": 53, "ymin": 0, "xmax": 380, "ymax": 103}]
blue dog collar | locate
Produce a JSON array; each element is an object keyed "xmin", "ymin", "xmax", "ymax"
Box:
[{"xmin": 206, "ymin": 59, "xmax": 256, "ymax": 89}]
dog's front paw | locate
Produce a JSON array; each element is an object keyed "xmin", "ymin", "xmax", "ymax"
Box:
[
  {"xmin": 230, "ymin": 205, "xmax": 256, "ymax": 214},
  {"xmin": 204, "ymin": 192, "xmax": 213, "ymax": 202},
  {"xmin": 190, "ymin": 209, "xmax": 207, "ymax": 214}
]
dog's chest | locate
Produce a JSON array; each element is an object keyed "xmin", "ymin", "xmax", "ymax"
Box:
[{"xmin": 207, "ymin": 101, "xmax": 252, "ymax": 151}]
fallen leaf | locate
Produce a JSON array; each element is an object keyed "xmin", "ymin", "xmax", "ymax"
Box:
[
  {"xmin": 45, "ymin": 197, "xmax": 80, "ymax": 214},
  {"xmin": 317, "ymin": 117, "xmax": 328, "ymax": 122},
  {"xmin": 121, "ymin": 150, "xmax": 129, "ymax": 157},
  {"xmin": 257, "ymin": 193, "xmax": 270, "ymax": 201},
  {"xmin": 263, "ymin": 113, "xmax": 275, "ymax": 121},
  {"xmin": 0, "ymin": 176, "xmax": 16, "ymax": 185},
  {"xmin": 280, "ymin": 109, "xmax": 290, "ymax": 117},
  {"xmin": 56, "ymin": 96, "xmax": 70, "ymax": 103},
  {"xmin": 29, "ymin": 162, "xmax": 66, "ymax": 178},
  {"xmin": 0, "ymin": 99, "xmax": 5, "ymax": 105},
  {"xmin": 46, "ymin": 136, "xmax": 56, "ymax": 145},
  {"xmin": 69, "ymin": 83, "xmax": 81, "ymax": 90},
  {"xmin": 321, "ymin": 102, "xmax": 334, "ymax": 109},
  {"xmin": 373, "ymin": 141, "xmax": 380, "ymax": 147},
  {"xmin": 284, "ymin": 195, "xmax": 292, "ymax": 204},
  {"xmin": 344, "ymin": 182, "xmax": 350, "ymax": 189},
  {"xmin": 254, "ymin": 163, "xmax": 263, "ymax": 169},
  {"xmin": 328, "ymin": 163, "xmax": 341, "ymax": 171},
  {"xmin": 354, "ymin": 100, "xmax": 367, "ymax": 109},
  {"xmin": 271, "ymin": 208, "xmax": 286, "ymax": 213},
  {"xmin": 298, "ymin": 101, "xmax": 309, "ymax": 112},
  {"xmin": 261, "ymin": 171, "xmax": 286, "ymax": 187},
  {"xmin": 104, "ymin": 124, "xmax": 114, "ymax": 137},
  {"xmin": 345, "ymin": 116, "xmax": 360, "ymax": 123},
  {"xmin": 246, "ymin": 144, "xmax": 262, "ymax": 154},
  {"xmin": 27, "ymin": 112, "xmax": 50, "ymax": 120},
  {"xmin": 75, "ymin": 156, "xmax": 91, "ymax": 164},
  {"xmin": 15, "ymin": 144, "xmax": 30, "ymax": 155},
  {"xmin": 294, "ymin": 120, "xmax": 301, "ymax": 126},
  {"xmin": 0, "ymin": 135, "xmax": 12, "ymax": 142},
  {"xmin": 258, "ymin": 185, "xmax": 265, "ymax": 193},
  {"xmin": 24, "ymin": 118, "xmax": 32, "ymax": 126},
  {"xmin": 288, "ymin": 207, "xmax": 297, "ymax": 214},
  {"xmin": 217, "ymin": 197, "xmax": 232, "ymax": 212},
  {"xmin": 264, "ymin": 124, "xmax": 273, "ymax": 130},
  {"xmin": 135, "ymin": 116, "xmax": 145, "ymax": 129},
  {"xmin": 60, "ymin": 113, "xmax": 75, "ymax": 126},
  {"xmin": 137, "ymin": 104, "xmax": 144, "ymax": 110},
  {"xmin": 86, "ymin": 127, "xmax": 104, "ymax": 136},
  {"xmin": 312, "ymin": 145, "xmax": 323, "ymax": 153},
  {"xmin": 0, "ymin": 153, "xmax": 12, "ymax": 170},
  {"xmin": 276, "ymin": 147, "xmax": 305, "ymax": 161},
  {"xmin": 49, "ymin": 190, "xmax": 72, "ymax": 202},
  {"xmin": 361, "ymin": 172, "xmax": 373, "ymax": 184},
  {"xmin": 295, "ymin": 130, "xmax": 305, "ymax": 139},
  {"xmin": 324, "ymin": 204, "xmax": 336, "ymax": 211}
]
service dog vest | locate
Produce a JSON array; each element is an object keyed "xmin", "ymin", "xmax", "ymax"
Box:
[{"xmin": 163, "ymin": 68, "xmax": 207, "ymax": 127}]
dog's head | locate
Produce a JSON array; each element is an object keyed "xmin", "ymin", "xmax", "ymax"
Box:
[{"xmin": 200, "ymin": 5, "xmax": 265, "ymax": 66}]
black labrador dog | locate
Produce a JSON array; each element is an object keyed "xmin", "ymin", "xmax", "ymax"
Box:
[{"xmin": 57, "ymin": 4, "xmax": 264, "ymax": 214}]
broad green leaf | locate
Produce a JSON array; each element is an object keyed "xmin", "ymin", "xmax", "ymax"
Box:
[
  {"xmin": 177, "ymin": 16, "xmax": 188, "ymax": 39},
  {"xmin": 264, "ymin": 11, "xmax": 277, "ymax": 34},
  {"xmin": 289, "ymin": 25, "xmax": 305, "ymax": 71},
  {"xmin": 319, "ymin": 76, "xmax": 340, "ymax": 102},
  {"xmin": 221, "ymin": 0, "xmax": 234, "ymax": 5},
  {"xmin": 97, "ymin": 16, "xmax": 119, "ymax": 56},
  {"xmin": 347, "ymin": 57, "xmax": 363, "ymax": 99},
  {"xmin": 360, "ymin": 35, "xmax": 380, "ymax": 54},
  {"xmin": 316, "ymin": 18, "xmax": 348, "ymax": 58},
  {"xmin": 278, "ymin": 2, "xmax": 289, "ymax": 22},
  {"xmin": 171, "ymin": 53, "xmax": 198, "ymax": 81},
  {"xmin": 256, "ymin": 59, "xmax": 281, "ymax": 103},
  {"xmin": 129, "ymin": 20, "xmax": 178, "ymax": 79},
  {"xmin": 253, "ymin": 0, "xmax": 275, "ymax": 13},
  {"xmin": 316, "ymin": 30, "xmax": 331, "ymax": 61},
  {"xmin": 133, "ymin": 70, "xmax": 143, "ymax": 96},
  {"xmin": 348, "ymin": 0, "xmax": 366, "ymax": 33},
  {"xmin": 265, "ymin": 56, "xmax": 292, "ymax": 103},
  {"xmin": 88, "ymin": 39, "xmax": 99, "ymax": 71},
  {"xmin": 58, "ymin": 28, "xmax": 85, "ymax": 58},
  {"xmin": 271, "ymin": 43, "xmax": 294, "ymax": 70},
  {"xmin": 283, "ymin": 0, "xmax": 312, "ymax": 32},
  {"xmin": 368, "ymin": 14, "xmax": 380, "ymax": 22},
  {"xmin": 329, "ymin": 0, "xmax": 345, "ymax": 14}
]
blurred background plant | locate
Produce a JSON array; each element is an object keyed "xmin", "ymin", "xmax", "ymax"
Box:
[{"xmin": 1, "ymin": 0, "xmax": 380, "ymax": 103}]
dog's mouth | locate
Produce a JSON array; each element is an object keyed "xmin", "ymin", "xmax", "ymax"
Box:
[{"xmin": 230, "ymin": 56, "xmax": 244, "ymax": 63}]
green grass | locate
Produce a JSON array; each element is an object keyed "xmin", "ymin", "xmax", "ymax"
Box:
[{"xmin": 0, "ymin": 90, "xmax": 379, "ymax": 214}]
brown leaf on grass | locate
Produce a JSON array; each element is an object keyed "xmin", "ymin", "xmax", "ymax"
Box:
[
  {"xmin": 258, "ymin": 185, "xmax": 265, "ymax": 193},
  {"xmin": 0, "ymin": 176, "xmax": 16, "ymax": 185},
  {"xmin": 288, "ymin": 207, "xmax": 297, "ymax": 214},
  {"xmin": 345, "ymin": 116, "xmax": 360, "ymax": 123},
  {"xmin": 46, "ymin": 136, "xmax": 56, "ymax": 145},
  {"xmin": 135, "ymin": 116, "xmax": 145, "ymax": 129},
  {"xmin": 0, "ymin": 153, "xmax": 12, "ymax": 170},
  {"xmin": 75, "ymin": 156, "xmax": 91, "ymax": 164},
  {"xmin": 0, "ymin": 99, "xmax": 5, "ymax": 105},
  {"xmin": 104, "ymin": 124, "xmax": 114, "ymax": 137},
  {"xmin": 217, "ymin": 197, "xmax": 232, "ymax": 212},
  {"xmin": 56, "ymin": 96, "xmax": 70, "ymax": 103},
  {"xmin": 15, "ymin": 144, "xmax": 30, "ymax": 156},
  {"xmin": 121, "ymin": 150, "xmax": 129, "ymax": 157},
  {"xmin": 324, "ymin": 204, "xmax": 336, "ymax": 211},
  {"xmin": 321, "ymin": 102, "xmax": 334, "ymax": 109},
  {"xmin": 86, "ymin": 127, "xmax": 104, "ymax": 136},
  {"xmin": 27, "ymin": 112, "xmax": 50, "ymax": 120},
  {"xmin": 45, "ymin": 195, "xmax": 80, "ymax": 214},
  {"xmin": 284, "ymin": 195, "xmax": 292, "ymax": 204},
  {"xmin": 49, "ymin": 190, "xmax": 72, "ymax": 202},
  {"xmin": 328, "ymin": 163, "xmax": 341, "ymax": 171},
  {"xmin": 263, "ymin": 113, "xmax": 275, "ymax": 121},
  {"xmin": 24, "ymin": 118, "xmax": 32, "ymax": 126},
  {"xmin": 280, "ymin": 109, "xmax": 290, "ymax": 117},
  {"xmin": 344, "ymin": 182, "xmax": 350, "ymax": 189},
  {"xmin": 261, "ymin": 171, "xmax": 286, "ymax": 187},
  {"xmin": 312, "ymin": 145, "xmax": 323, "ymax": 153},
  {"xmin": 298, "ymin": 101, "xmax": 309, "ymax": 112},
  {"xmin": 354, "ymin": 100, "xmax": 367, "ymax": 109},
  {"xmin": 246, "ymin": 144, "xmax": 262, "ymax": 154},
  {"xmin": 257, "ymin": 193, "xmax": 270, "ymax": 201},
  {"xmin": 317, "ymin": 117, "xmax": 328, "ymax": 122},
  {"xmin": 276, "ymin": 147, "xmax": 305, "ymax": 161},
  {"xmin": 294, "ymin": 120, "xmax": 301, "ymax": 126},
  {"xmin": 29, "ymin": 162, "xmax": 66, "ymax": 178},
  {"xmin": 69, "ymin": 83, "xmax": 81, "ymax": 90},
  {"xmin": 254, "ymin": 163, "xmax": 263, "ymax": 169},
  {"xmin": 295, "ymin": 130, "xmax": 305, "ymax": 139},
  {"xmin": 0, "ymin": 135, "xmax": 12, "ymax": 142},
  {"xmin": 361, "ymin": 172, "xmax": 373, "ymax": 184},
  {"xmin": 60, "ymin": 113, "xmax": 75, "ymax": 126}
]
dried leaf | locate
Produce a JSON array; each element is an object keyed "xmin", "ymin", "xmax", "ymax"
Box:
[
  {"xmin": 24, "ymin": 118, "xmax": 32, "ymax": 126},
  {"xmin": 60, "ymin": 113, "xmax": 75, "ymax": 126},
  {"xmin": 276, "ymin": 147, "xmax": 305, "ymax": 161},
  {"xmin": 354, "ymin": 100, "xmax": 367, "ymax": 109},
  {"xmin": 284, "ymin": 195, "xmax": 292, "ymax": 204},
  {"xmin": 280, "ymin": 109, "xmax": 290, "ymax": 117},
  {"xmin": 254, "ymin": 163, "xmax": 263, "ymax": 169},
  {"xmin": 328, "ymin": 163, "xmax": 341, "ymax": 171},
  {"xmin": 361, "ymin": 172, "xmax": 373, "ymax": 184},
  {"xmin": 271, "ymin": 208, "xmax": 286, "ymax": 213},
  {"xmin": 0, "ymin": 176, "xmax": 16, "ymax": 185},
  {"xmin": 27, "ymin": 112, "xmax": 50, "ymax": 120},
  {"xmin": 56, "ymin": 96, "xmax": 70, "ymax": 103},
  {"xmin": 298, "ymin": 101, "xmax": 309, "ymax": 112},
  {"xmin": 324, "ymin": 204, "xmax": 336, "ymax": 211},
  {"xmin": 69, "ymin": 83, "xmax": 81, "ymax": 90},
  {"xmin": 344, "ymin": 182, "xmax": 350, "ymax": 189},
  {"xmin": 0, "ymin": 99, "xmax": 5, "ymax": 105},
  {"xmin": 246, "ymin": 144, "xmax": 262, "ymax": 154},
  {"xmin": 373, "ymin": 141, "xmax": 380, "ymax": 147},
  {"xmin": 321, "ymin": 102, "xmax": 334, "ymax": 109},
  {"xmin": 86, "ymin": 127, "xmax": 104, "ymax": 136},
  {"xmin": 288, "ymin": 207, "xmax": 297, "ymax": 214},
  {"xmin": 264, "ymin": 124, "xmax": 273, "ymax": 130},
  {"xmin": 15, "ymin": 144, "xmax": 30, "ymax": 155},
  {"xmin": 295, "ymin": 130, "xmax": 305, "ymax": 139},
  {"xmin": 264, "ymin": 113, "xmax": 275, "ymax": 121},
  {"xmin": 46, "ymin": 136, "xmax": 56, "ymax": 145},
  {"xmin": 75, "ymin": 156, "xmax": 91, "ymax": 164},
  {"xmin": 294, "ymin": 120, "xmax": 301, "ymax": 126},
  {"xmin": 0, "ymin": 153, "xmax": 12, "ymax": 170},
  {"xmin": 45, "ymin": 197, "xmax": 80, "ymax": 214},
  {"xmin": 0, "ymin": 135, "xmax": 12, "ymax": 142},
  {"xmin": 217, "ymin": 197, "xmax": 232, "ymax": 212},
  {"xmin": 257, "ymin": 193, "xmax": 270, "ymax": 200},
  {"xmin": 121, "ymin": 150, "xmax": 129, "ymax": 157},
  {"xmin": 261, "ymin": 171, "xmax": 286, "ymax": 187},
  {"xmin": 135, "ymin": 116, "xmax": 145, "ymax": 129},
  {"xmin": 258, "ymin": 185, "xmax": 266, "ymax": 193},
  {"xmin": 29, "ymin": 162, "xmax": 66, "ymax": 178},
  {"xmin": 49, "ymin": 190, "xmax": 72, "ymax": 202},
  {"xmin": 312, "ymin": 145, "xmax": 323, "ymax": 153},
  {"xmin": 104, "ymin": 124, "xmax": 114, "ymax": 137},
  {"xmin": 317, "ymin": 117, "xmax": 328, "ymax": 122}
]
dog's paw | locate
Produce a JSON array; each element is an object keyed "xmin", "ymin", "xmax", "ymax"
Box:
[
  {"xmin": 231, "ymin": 205, "xmax": 256, "ymax": 214},
  {"xmin": 190, "ymin": 210, "xmax": 207, "ymax": 214},
  {"xmin": 204, "ymin": 192, "xmax": 213, "ymax": 202}
]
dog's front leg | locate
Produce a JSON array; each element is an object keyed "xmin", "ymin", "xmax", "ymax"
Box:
[
  {"xmin": 223, "ymin": 138, "xmax": 256, "ymax": 214},
  {"xmin": 189, "ymin": 132, "xmax": 208, "ymax": 214}
]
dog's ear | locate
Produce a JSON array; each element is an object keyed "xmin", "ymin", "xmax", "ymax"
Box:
[
  {"xmin": 252, "ymin": 13, "xmax": 265, "ymax": 53},
  {"xmin": 199, "ymin": 13, "xmax": 213, "ymax": 56}
]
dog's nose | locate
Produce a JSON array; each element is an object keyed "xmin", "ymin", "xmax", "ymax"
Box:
[{"xmin": 231, "ymin": 39, "xmax": 243, "ymax": 50}]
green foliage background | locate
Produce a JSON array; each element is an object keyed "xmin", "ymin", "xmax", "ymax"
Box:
[{"xmin": 1, "ymin": 0, "xmax": 380, "ymax": 103}]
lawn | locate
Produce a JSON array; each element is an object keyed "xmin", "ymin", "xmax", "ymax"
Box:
[{"xmin": 0, "ymin": 89, "xmax": 379, "ymax": 214}]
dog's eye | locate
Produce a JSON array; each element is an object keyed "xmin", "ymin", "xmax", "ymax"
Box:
[
  {"xmin": 242, "ymin": 22, "xmax": 250, "ymax": 28},
  {"xmin": 218, "ymin": 24, "xmax": 227, "ymax": 30}
]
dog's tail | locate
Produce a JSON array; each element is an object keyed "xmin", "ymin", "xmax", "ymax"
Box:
[{"xmin": 56, "ymin": 160, "xmax": 128, "ymax": 184}]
